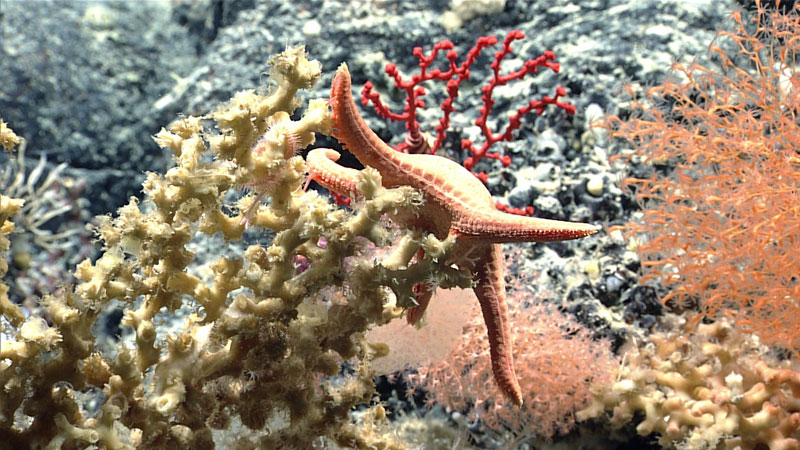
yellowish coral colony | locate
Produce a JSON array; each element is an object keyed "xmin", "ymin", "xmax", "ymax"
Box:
[{"xmin": 1, "ymin": 46, "xmax": 449, "ymax": 449}]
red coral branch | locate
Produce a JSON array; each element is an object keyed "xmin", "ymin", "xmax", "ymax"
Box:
[
  {"xmin": 361, "ymin": 30, "xmax": 575, "ymax": 214},
  {"xmin": 361, "ymin": 30, "xmax": 575, "ymax": 178}
]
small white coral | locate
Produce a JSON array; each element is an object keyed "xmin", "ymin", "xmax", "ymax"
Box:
[
  {"xmin": 20, "ymin": 317, "xmax": 62, "ymax": 348},
  {"xmin": 578, "ymin": 318, "xmax": 800, "ymax": 449}
]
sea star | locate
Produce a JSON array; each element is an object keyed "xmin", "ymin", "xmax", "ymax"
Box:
[{"xmin": 307, "ymin": 63, "xmax": 601, "ymax": 405}]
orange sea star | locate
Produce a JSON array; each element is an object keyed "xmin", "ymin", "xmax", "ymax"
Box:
[{"xmin": 308, "ymin": 64, "xmax": 600, "ymax": 405}]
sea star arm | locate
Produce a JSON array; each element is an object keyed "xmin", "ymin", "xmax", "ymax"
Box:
[
  {"xmin": 308, "ymin": 148, "xmax": 437, "ymax": 325},
  {"xmin": 453, "ymin": 209, "xmax": 601, "ymax": 243},
  {"xmin": 471, "ymin": 243, "xmax": 522, "ymax": 405},
  {"xmin": 306, "ymin": 148, "xmax": 362, "ymax": 197}
]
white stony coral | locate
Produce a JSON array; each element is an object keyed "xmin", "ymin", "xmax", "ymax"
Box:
[
  {"xmin": 233, "ymin": 99, "xmax": 332, "ymax": 227},
  {"xmin": 268, "ymin": 44, "xmax": 323, "ymax": 93},
  {"xmin": 20, "ymin": 317, "xmax": 62, "ymax": 348},
  {"xmin": 578, "ymin": 318, "xmax": 800, "ymax": 450},
  {"xmin": 1, "ymin": 118, "xmax": 21, "ymax": 151},
  {"xmin": 236, "ymin": 112, "xmax": 304, "ymax": 208}
]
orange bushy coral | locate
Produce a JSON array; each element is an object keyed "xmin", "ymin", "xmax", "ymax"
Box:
[
  {"xmin": 406, "ymin": 280, "xmax": 617, "ymax": 440},
  {"xmin": 614, "ymin": 2, "xmax": 800, "ymax": 354}
]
